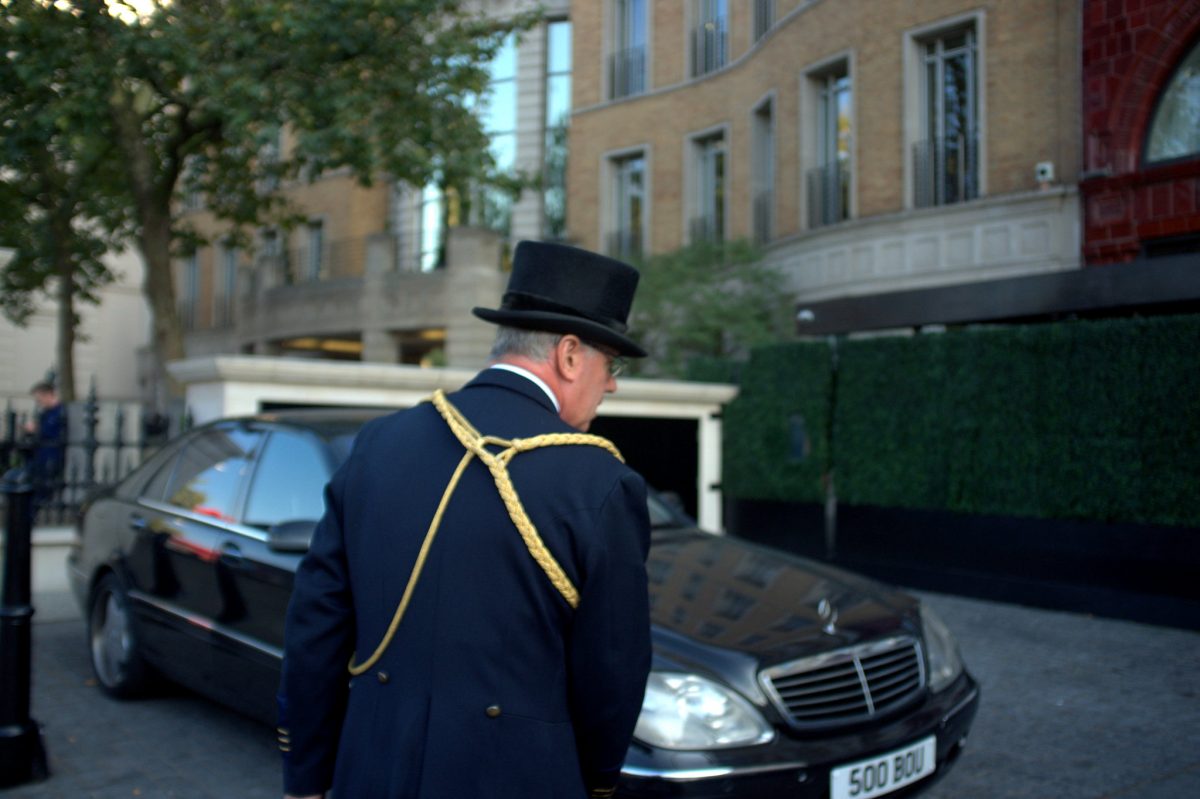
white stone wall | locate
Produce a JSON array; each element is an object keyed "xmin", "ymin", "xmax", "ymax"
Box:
[
  {"xmin": 0, "ymin": 248, "xmax": 151, "ymax": 405},
  {"xmin": 767, "ymin": 188, "xmax": 1081, "ymax": 302}
]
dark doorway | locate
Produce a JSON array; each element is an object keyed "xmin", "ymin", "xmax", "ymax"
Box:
[{"xmin": 589, "ymin": 416, "xmax": 700, "ymax": 519}]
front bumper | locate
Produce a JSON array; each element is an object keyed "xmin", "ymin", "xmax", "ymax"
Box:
[{"xmin": 616, "ymin": 672, "xmax": 979, "ymax": 798}]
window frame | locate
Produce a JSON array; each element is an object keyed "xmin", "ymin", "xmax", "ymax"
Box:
[
  {"xmin": 801, "ymin": 54, "xmax": 855, "ymax": 229},
  {"xmin": 607, "ymin": 0, "xmax": 649, "ymax": 100},
  {"xmin": 605, "ymin": 145, "xmax": 650, "ymax": 259},
  {"xmin": 689, "ymin": 0, "xmax": 729, "ymax": 79},
  {"xmin": 685, "ymin": 124, "xmax": 729, "ymax": 245},
  {"xmin": 751, "ymin": 92, "xmax": 776, "ymax": 244},
  {"xmin": 1143, "ymin": 36, "xmax": 1200, "ymax": 167},
  {"xmin": 902, "ymin": 11, "xmax": 988, "ymax": 210}
]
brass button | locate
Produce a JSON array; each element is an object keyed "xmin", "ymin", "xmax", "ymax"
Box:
[
  {"xmin": 377, "ymin": 671, "xmax": 389, "ymax": 684},
  {"xmin": 485, "ymin": 705, "xmax": 502, "ymax": 718}
]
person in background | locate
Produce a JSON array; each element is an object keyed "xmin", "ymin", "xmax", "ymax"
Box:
[{"xmin": 25, "ymin": 381, "xmax": 65, "ymax": 513}]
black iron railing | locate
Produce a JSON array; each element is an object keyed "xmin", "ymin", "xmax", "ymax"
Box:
[
  {"xmin": 807, "ymin": 161, "xmax": 850, "ymax": 228},
  {"xmin": 1, "ymin": 385, "xmax": 189, "ymax": 526},
  {"xmin": 608, "ymin": 46, "xmax": 646, "ymax": 99},
  {"xmin": 913, "ymin": 132, "xmax": 978, "ymax": 208}
]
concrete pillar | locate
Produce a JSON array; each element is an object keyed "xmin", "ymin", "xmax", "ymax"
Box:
[
  {"xmin": 443, "ymin": 228, "xmax": 508, "ymax": 369},
  {"xmin": 362, "ymin": 330, "xmax": 398, "ymax": 364}
]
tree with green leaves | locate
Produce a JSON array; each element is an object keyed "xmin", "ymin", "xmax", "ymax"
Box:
[
  {"xmin": 4, "ymin": 0, "xmax": 531, "ymax": 402},
  {"xmin": 0, "ymin": 0, "xmax": 133, "ymax": 401},
  {"xmin": 629, "ymin": 239, "xmax": 793, "ymax": 379}
]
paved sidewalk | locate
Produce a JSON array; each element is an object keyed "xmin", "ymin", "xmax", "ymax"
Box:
[{"xmin": 3, "ymin": 588, "xmax": 1199, "ymax": 798}]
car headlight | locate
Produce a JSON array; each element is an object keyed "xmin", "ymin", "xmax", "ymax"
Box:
[
  {"xmin": 634, "ymin": 672, "xmax": 775, "ymax": 750},
  {"xmin": 921, "ymin": 605, "xmax": 964, "ymax": 692}
]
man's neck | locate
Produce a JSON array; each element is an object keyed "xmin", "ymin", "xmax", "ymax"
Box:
[{"xmin": 490, "ymin": 359, "xmax": 562, "ymax": 412}]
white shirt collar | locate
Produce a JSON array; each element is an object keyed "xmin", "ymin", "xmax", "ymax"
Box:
[{"xmin": 489, "ymin": 364, "xmax": 561, "ymax": 412}]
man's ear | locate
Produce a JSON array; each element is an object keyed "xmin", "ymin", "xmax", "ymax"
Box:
[{"xmin": 554, "ymin": 335, "xmax": 586, "ymax": 382}]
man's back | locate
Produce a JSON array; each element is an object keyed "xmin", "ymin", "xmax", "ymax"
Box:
[{"xmin": 281, "ymin": 368, "xmax": 651, "ymax": 798}]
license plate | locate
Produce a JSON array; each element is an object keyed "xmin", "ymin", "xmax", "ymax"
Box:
[{"xmin": 830, "ymin": 736, "xmax": 937, "ymax": 799}]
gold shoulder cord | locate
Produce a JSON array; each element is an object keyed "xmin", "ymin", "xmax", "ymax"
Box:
[{"xmin": 347, "ymin": 389, "xmax": 624, "ymax": 675}]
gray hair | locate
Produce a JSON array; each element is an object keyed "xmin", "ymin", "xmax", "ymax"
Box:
[{"xmin": 489, "ymin": 326, "xmax": 563, "ymax": 362}]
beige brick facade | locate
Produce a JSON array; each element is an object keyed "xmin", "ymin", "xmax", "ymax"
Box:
[{"xmin": 568, "ymin": 0, "xmax": 1082, "ymax": 264}]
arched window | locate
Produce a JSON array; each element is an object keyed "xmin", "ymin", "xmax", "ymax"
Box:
[{"xmin": 1146, "ymin": 38, "xmax": 1200, "ymax": 163}]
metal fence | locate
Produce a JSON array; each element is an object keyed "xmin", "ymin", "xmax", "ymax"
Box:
[{"xmin": 1, "ymin": 386, "xmax": 190, "ymax": 527}]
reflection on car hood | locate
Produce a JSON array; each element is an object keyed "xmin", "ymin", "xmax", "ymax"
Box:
[{"xmin": 646, "ymin": 529, "xmax": 920, "ymax": 703}]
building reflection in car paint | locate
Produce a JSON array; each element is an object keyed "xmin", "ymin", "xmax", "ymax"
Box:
[{"xmin": 647, "ymin": 536, "xmax": 907, "ymax": 659}]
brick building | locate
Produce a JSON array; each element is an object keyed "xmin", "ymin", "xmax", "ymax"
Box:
[
  {"xmin": 1081, "ymin": 0, "xmax": 1200, "ymax": 263},
  {"xmin": 175, "ymin": 0, "xmax": 571, "ymax": 370},
  {"xmin": 568, "ymin": 0, "xmax": 1087, "ymax": 334}
]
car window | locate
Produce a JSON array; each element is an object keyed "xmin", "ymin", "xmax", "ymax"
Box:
[
  {"xmin": 128, "ymin": 443, "xmax": 185, "ymax": 502},
  {"xmin": 163, "ymin": 426, "xmax": 262, "ymax": 523},
  {"xmin": 242, "ymin": 430, "xmax": 331, "ymax": 529}
]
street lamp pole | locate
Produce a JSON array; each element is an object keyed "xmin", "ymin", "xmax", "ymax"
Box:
[{"xmin": 0, "ymin": 461, "xmax": 50, "ymax": 788}]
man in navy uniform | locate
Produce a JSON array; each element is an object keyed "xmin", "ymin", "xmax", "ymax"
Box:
[{"xmin": 280, "ymin": 241, "xmax": 653, "ymax": 799}]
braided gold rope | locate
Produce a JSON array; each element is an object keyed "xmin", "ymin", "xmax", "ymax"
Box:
[{"xmin": 347, "ymin": 390, "xmax": 624, "ymax": 675}]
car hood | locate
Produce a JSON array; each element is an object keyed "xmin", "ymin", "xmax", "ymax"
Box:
[{"xmin": 646, "ymin": 529, "xmax": 921, "ymax": 705}]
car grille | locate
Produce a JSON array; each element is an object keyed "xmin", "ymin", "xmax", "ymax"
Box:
[{"xmin": 760, "ymin": 636, "xmax": 925, "ymax": 730}]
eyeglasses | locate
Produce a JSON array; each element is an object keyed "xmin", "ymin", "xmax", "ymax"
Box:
[{"xmin": 586, "ymin": 342, "xmax": 628, "ymax": 378}]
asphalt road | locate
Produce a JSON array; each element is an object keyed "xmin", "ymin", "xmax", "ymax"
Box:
[{"xmin": 3, "ymin": 589, "xmax": 1199, "ymax": 799}]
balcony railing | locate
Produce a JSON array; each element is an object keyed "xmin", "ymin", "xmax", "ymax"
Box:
[
  {"xmin": 913, "ymin": 132, "xmax": 979, "ymax": 208},
  {"xmin": 754, "ymin": 0, "xmax": 775, "ymax": 41},
  {"xmin": 281, "ymin": 238, "xmax": 368, "ymax": 284},
  {"xmin": 806, "ymin": 161, "xmax": 849, "ymax": 228},
  {"xmin": 607, "ymin": 228, "xmax": 643, "ymax": 261},
  {"xmin": 690, "ymin": 18, "xmax": 727, "ymax": 76},
  {"xmin": 608, "ymin": 46, "xmax": 646, "ymax": 99},
  {"xmin": 753, "ymin": 189, "xmax": 774, "ymax": 245},
  {"xmin": 689, "ymin": 215, "xmax": 724, "ymax": 245}
]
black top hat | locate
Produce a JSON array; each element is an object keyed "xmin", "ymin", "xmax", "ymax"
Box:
[{"xmin": 473, "ymin": 241, "xmax": 647, "ymax": 357}]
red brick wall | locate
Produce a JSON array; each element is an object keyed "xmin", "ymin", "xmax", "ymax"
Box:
[{"xmin": 1081, "ymin": 0, "xmax": 1200, "ymax": 263}]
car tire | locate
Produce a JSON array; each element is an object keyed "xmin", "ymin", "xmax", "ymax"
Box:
[{"xmin": 88, "ymin": 573, "xmax": 152, "ymax": 698}]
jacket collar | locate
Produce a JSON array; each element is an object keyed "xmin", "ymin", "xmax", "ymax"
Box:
[{"xmin": 464, "ymin": 366, "xmax": 560, "ymax": 416}]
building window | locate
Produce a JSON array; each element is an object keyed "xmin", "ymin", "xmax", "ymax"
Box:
[
  {"xmin": 305, "ymin": 221, "xmax": 324, "ymax": 281},
  {"xmin": 691, "ymin": 0, "xmax": 727, "ymax": 78},
  {"xmin": 544, "ymin": 20, "xmax": 572, "ymax": 240},
  {"xmin": 1146, "ymin": 38, "xmax": 1200, "ymax": 164},
  {"xmin": 808, "ymin": 67, "xmax": 852, "ymax": 227},
  {"xmin": 180, "ymin": 253, "xmax": 198, "ymax": 331},
  {"xmin": 752, "ymin": 99, "xmax": 774, "ymax": 244},
  {"xmin": 609, "ymin": 152, "xmax": 645, "ymax": 258},
  {"xmin": 754, "ymin": 0, "xmax": 775, "ymax": 42},
  {"xmin": 216, "ymin": 244, "xmax": 238, "ymax": 326},
  {"xmin": 690, "ymin": 132, "xmax": 726, "ymax": 244},
  {"xmin": 476, "ymin": 33, "xmax": 518, "ymax": 236},
  {"xmin": 418, "ymin": 184, "xmax": 444, "ymax": 272},
  {"xmin": 914, "ymin": 25, "xmax": 978, "ymax": 208},
  {"xmin": 609, "ymin": 0, "xmax": 647, "ymax": 99}
]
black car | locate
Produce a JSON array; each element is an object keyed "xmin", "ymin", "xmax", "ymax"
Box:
[{"xmin": 68, "ymin": 411, "xmax": 979, "ymax": 799}]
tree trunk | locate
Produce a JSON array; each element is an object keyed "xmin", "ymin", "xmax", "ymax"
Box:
[
  {"xmin": 109, "ymin": 91, "xmax": 185, "ymax": 407},
  {"xmin": 140, "ymin": 210, "xmax": 185, "ymax": 404}
]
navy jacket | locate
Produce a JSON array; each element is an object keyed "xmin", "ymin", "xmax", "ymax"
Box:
[{"xmin": 279, "ymin": 368, "xmax": 652, "ymax": 798}]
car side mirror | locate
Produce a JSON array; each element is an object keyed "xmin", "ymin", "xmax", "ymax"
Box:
[
  {"xmin": 267, "ymin": 520, "xmax": 317, "ymax": 553},
  {"xmin": 659, "ymin": 491, "xmax": 687, "ymax": 516}
]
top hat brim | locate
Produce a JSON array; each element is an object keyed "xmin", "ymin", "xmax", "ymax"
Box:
[{"xmin": 473, "ymin": 307, "xmax": 648, "ymax": 358}]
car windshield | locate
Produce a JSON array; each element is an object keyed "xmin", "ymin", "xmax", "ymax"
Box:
[{"xmin": 647, "ymin": 491, "xmax": 690, "ymax": 529}]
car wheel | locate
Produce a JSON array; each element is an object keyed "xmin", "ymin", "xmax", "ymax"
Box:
[{"xmin": 88, "ymin": 573, "xmax": 151, "ymax": 697}]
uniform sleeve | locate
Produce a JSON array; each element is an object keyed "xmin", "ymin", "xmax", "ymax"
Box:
[
  {"xmin": 568, "ymin": 471, "xmax": 652, "ymax": 797},
  {"xmin": 278, "ymin": 462, "xmax": 356, "ymax": 797}
]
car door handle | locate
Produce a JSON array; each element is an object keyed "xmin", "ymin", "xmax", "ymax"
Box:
[
  {"xmin": 219, "ymin": 543, "xmax": 247, "ymax": 569},
  {"xmin": 129, "ymin": 515, "xmax": 148, "ymax": 532}
]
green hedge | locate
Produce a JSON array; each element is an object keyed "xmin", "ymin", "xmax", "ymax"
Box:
[
  {"xmin": 721, "ymin": 314, "xmax": 1200, "ymax": 527},
  {"xmin": 721, "ymin": 342, "xmax": 832, "ymax": 503}
]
